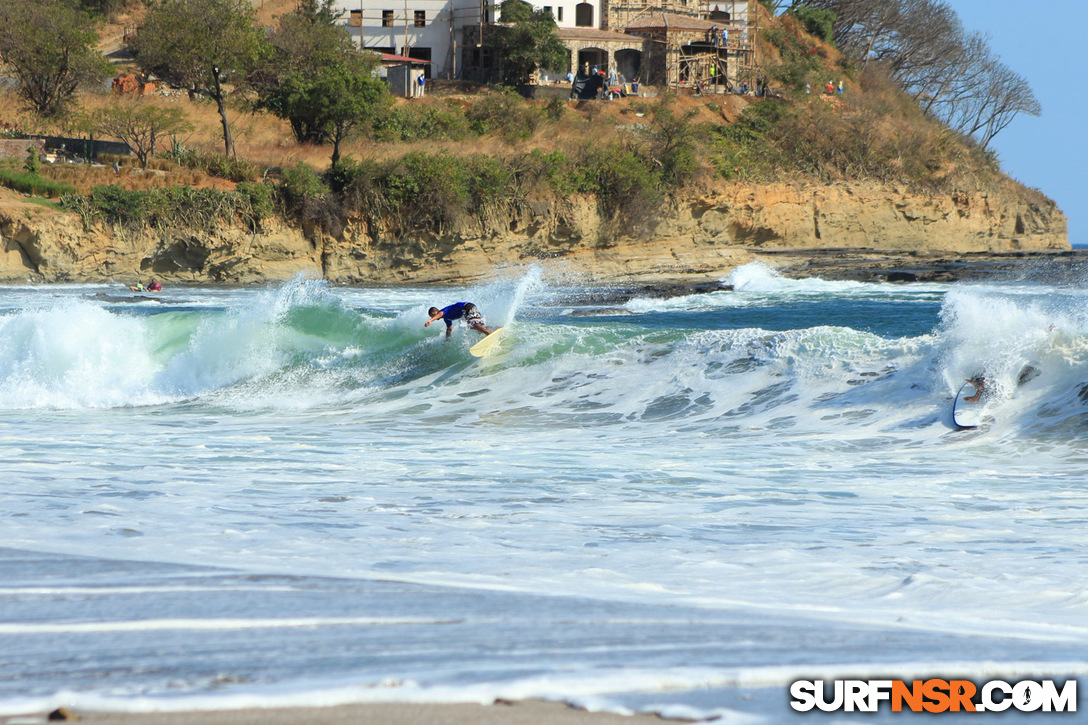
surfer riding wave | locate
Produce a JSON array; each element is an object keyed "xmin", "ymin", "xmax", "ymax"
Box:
[{"xmin": 426, "ymin": 302, "xmax": 492, "ymax": 338}]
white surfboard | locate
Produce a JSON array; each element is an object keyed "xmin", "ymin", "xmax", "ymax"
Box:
[
  {"xmin": 953, "ymin": 381, "xmax": 984, "ymax": 428},
  {"xmin": 469, "ymin": 327, "xmax": 504, "ymax": 358}
]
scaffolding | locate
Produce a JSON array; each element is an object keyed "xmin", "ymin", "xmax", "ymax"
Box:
[
  {"xmin": 673, "ymin": 46, "xmax": 728, "ymax": 93},
  {"xmin": 723, "ymin": 1, "xmax": 760, "ymax": 91},
  {"xmin": 610, "ymin": 1, "xmax": 760, "ymax": 92},
  {"xmin": 661, "ymin": 13, "xmax": 758, "ymax": 92}
]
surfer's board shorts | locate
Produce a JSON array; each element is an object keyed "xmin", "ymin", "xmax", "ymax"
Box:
[{"xmin": 464, "ymin": 305, "xmax": 484, "ymax": 327}]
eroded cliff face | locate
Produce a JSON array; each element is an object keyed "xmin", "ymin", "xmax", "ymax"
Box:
[{"xmin": 0, "ymin": 180, "xmax": 1068, "ymax": 285}]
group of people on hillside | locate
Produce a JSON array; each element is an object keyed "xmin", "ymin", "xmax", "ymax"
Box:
[{"xmin": 568, "ymin": 63, "xmax": 627, "ymax": 100}]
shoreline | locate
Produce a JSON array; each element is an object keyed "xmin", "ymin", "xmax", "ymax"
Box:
[
  {"xmin": 4, "ymin": 701, "xmax": 689, "ymax": 725},
  {"xmin": 4, "ymin": 248, "xmax": 1084, "ymax": 294},
  {"xmin": 524, "ymin": 247, "xmax": 1088, "ymax": 308},
  {"xmin": 761, "ymin": 247, "xmax": 1088, "ymax": 284}
]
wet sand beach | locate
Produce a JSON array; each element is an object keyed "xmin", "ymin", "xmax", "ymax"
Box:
[{"xmin": 5, "ymin": 701, "xmax": 684, "ymax": 725}]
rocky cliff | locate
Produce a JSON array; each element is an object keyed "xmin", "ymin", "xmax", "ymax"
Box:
[{"xmin": 0, "ymin": 179, "xmax": 1068, "ymax": 285}]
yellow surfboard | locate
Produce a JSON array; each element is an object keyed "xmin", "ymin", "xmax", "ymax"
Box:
[{"xmin": 469, "ymin": 327, "xmax": 504, "ymax": 358}]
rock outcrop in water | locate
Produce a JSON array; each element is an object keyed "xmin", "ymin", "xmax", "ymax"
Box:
[{"xmin": 0, "ymin": 178, "xmax": 1068, "ymax": 285}]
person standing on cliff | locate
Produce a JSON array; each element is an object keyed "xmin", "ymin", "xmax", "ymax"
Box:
[{"xmin": 426, "ymin": 302, "xmax": 491, "ymax": 339}]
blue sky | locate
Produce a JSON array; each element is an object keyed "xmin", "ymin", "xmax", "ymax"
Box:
[{"xmin": 946, "ymin": 0, "xmax": 1085, "ymax": 246}]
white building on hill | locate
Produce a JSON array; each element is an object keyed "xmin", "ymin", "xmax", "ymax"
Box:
[
  {"xmin": 335, "ymin": 0, "xmax": 613, "ymax": 78},
  {"xmin": 333, "ymin": 0, "xmax": 749, "ymax": 83}
]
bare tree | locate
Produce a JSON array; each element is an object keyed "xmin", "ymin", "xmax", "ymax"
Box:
[
  {"xmin": 92, "ymin": 99, "xmax": 194, "ymax": 168},
  {"xmin": 955, "ymin": 60, "xmax": 1040, "ymax": 149},
  {"xmin": 803, "ymin": 0, "xmax": 1040, "ymax": 148}
]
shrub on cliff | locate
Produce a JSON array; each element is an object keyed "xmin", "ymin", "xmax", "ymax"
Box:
[
  {"xmin": 319, "ymin": 144, "xmax": 667, "ymax": 237},
  {"xmin": 62, "ymin": 184, "xmax": 277, "ymax": 233},
  {"xmin": 762, "ymin": 14, "xmax": 832, "ymax": 92},
  {"xmin": 0, "ymin": 168, "xmax": 77, "ymax": 198},
  {"xmin": 645, "ymin": 99, "xmax": 700, "ymax": 186},
  {"xmin": 574, "ymin": 144, "xmax": 662, "ymax": 224},
  {"xmin": 465, "ymin": 89, "xmax": 545, "ymax": 143},
  {"xmin": 709, "ymin": 101, "xmax": 787, "ymax": 181},
  {"xmin": 173, "ymin": 149, "xmax": 260, "ymax": 183},
  {"xmin": 235, "ymin": 181, "xmax": 275, "ymax": 230},
  {"xmin": 369, "ymin": 103, "xmax": 471, "ymax": 143},
  {"xmin": 274, "ymin": 162, "xmax": 349, "ymax": 237},
  {"xmin": 278, "ymin": 162, "xmax": 329, "ymax": 212},
  {"xmin": 380, "ymin": 152, "xmax": 475, "ymax": 232},
  {"xmin": 709, "ymin": 85, "xmax": 969, "ymax": 189},
  {"xmin": 83, "ymin": 185, "xmax": 150, "ymax": 226}
]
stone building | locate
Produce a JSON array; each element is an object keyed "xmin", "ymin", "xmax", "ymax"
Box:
[{"xmin": 336, "ymin": 0, "xmax": 751, "ymax": 89}]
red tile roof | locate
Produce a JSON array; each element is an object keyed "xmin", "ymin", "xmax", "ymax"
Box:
[
  {"xmin": 556, "ymin": 27, "xmax": 641, "ymax": 43},
  {"xmin": 622, "ymin": 12, "xmax": 719, "ymax": 32}
]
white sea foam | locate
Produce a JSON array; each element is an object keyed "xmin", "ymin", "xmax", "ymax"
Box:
[{"xmin": 1, "ymin": 271, "xmax": 1086, "ymax": 721}]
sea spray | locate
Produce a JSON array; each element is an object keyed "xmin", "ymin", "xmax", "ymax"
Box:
[
  {"xmin": 0, "ymin": 301, "xmax": 162, "ymax": 409},
  {"xmin": 1, "ymin": 266, "xmax": 1087, "ymax": 721}
]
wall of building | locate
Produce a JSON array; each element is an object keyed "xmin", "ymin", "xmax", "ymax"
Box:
[
  {"xmin": 0, "ymin": 139, "xmax": 45, "ymax": 161},
  {"xmin": 334, "ymin": 0, "xmax": 459, "ymax": 76},
  {"xmin": 335, "ymin": 0, "xmax": 610, "ymax": 77},
  {"xmin": 335, "ymin": 0, "xmax": 747, "ymax": 80}
]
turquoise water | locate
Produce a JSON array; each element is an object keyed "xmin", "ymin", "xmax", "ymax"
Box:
[{"xmin": 0, "ymin": 264, "xmax": 1085, "ymax": 722}]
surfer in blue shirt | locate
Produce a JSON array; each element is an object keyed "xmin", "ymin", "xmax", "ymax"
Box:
[{"xmin": 425, "ymin": 302, "xmax": 492, "ymax": 338}]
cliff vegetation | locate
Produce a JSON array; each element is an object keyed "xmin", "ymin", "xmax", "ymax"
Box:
[{"xmin": 0, "ymin": 0, "xmax": 1068, "ymax": 285}]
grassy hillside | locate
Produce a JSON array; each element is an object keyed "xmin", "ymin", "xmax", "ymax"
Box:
[{"xmin": 0, "ymin": 6, "xmax": 1042, "ymax": 238}]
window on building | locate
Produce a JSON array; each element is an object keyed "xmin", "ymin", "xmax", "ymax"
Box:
[
  {"xmin": 575, "ymin": 2, "xmax": 592, "ymax": 27},
  {"xmin": 349, "ymin": 9, "xmax": 362, "ymax": 27},
  {"xmin": 544, "ymin": 5, "xmax": 553, "ymax": 17},
  {"xmin": 408, "ymin": 47, "xmax": 432, "ymax": 76},
  {"xmin": 557, "ymin": 6, "xmax": 564, "ymax": 21},
  {"xmin": 414, "ymin": 10, "xmax": 426, "ymax": 27},
  {"xmin": 382, "ymin": 10, "xmax": 394, "ymax": 27}
]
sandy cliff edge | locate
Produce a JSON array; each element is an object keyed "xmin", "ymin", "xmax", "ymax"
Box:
[{"xmin": 0, "ymin": 180, "xmax": 1068, "ymax": 285}]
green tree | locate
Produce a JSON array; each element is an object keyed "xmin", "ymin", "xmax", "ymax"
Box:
[
  {"xmin": 0, "ymin": 0, "xmax": 111, "ymax": 117},
  {"xmin": 252, "ymin": 0, "xmax": 379, "ymax": 146},
  {"xmin": 92, "ymin": 100, "xmax": 194, "ymax": 168},
  {"xmin": 319, "ymin": 58, "xmax": 390, "ymax": 165},
  {"xmin": 789, "ymin": 3, "xmax": 836, "ymax": 44},
  {"xmin": 490, "ymin": 0, "xmax": 568, "ymax": 86},
  {"xmin": 24, "ymin": 146, "xmax": 40, "ymax": 176},
  {"xmin": 131, "ymin": 0, "xmax": 263, "ymax": 157}
]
